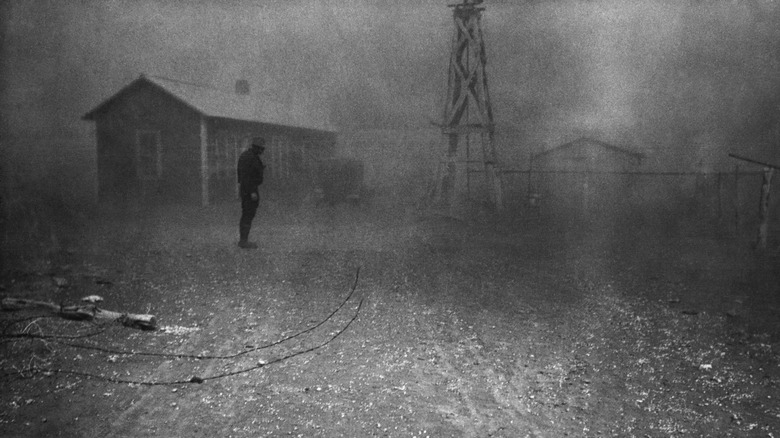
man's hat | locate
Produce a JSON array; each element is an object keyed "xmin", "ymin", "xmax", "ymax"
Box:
[{"xmin": 251, "ymin": 137, "xmax": 266, "ymax": 149}]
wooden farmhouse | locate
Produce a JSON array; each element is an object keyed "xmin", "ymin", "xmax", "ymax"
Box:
[
  {"xmin": 529, "ymin": 137, "xmax": 645, "ymax": 221},
  {"xmin": 82, "ymin": 75, "xmax": 337, "ymax": 206}
]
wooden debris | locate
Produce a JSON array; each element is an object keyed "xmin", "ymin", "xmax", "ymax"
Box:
[{"xmin": 1, "ymin": 297, "xmax": 156, "ymax": 330}]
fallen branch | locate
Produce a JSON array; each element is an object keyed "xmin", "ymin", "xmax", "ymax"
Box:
[{"xmin": 1, "ymin": 298, "xmax": 156, "ymax": 331}]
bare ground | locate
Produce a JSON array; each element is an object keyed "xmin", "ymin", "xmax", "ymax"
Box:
[{"xmin": 1, "ymin": 201, "xmax": 779, "ymax": 437}]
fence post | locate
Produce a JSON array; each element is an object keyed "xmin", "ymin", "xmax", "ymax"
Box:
[
  {"xmin": 756, "ymin": 167, "xmax": 775, "ymax": 250},
  {"xmin": 733, "ymin": 164, "xmax": 740, "ymax": 234},
  {"xmin": 717, "ymin": 171, "xmax": 722, "ymax": 223}
]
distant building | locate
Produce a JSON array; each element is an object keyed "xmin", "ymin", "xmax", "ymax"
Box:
[
  {"xmin": 530, "ymin": 137, "xmax": 645, "ymax": 221},
  {"xmin": 82, "ymin": 74, "xmax": 337, "ymax": 206}
]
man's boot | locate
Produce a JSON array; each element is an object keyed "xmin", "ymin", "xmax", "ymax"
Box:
[{"xmin": 238, "ymin": 223, "xmax": 257, "ymax": 249}]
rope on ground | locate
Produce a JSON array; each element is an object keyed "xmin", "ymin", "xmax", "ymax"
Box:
[
  {"xmin": 0, "ymin": 329, "xmax": 109, "ymax": 343},
  {"xmin": 50, "ymin": 266, "xmax": 360, "ymax": 360},
  {"xmin": 52, "ymin": 296, "xmax": 363, "ymax": 386},
  {"xmin": 1, "ymin": 317, "xmax": 111, "ymax": 344},
  {"xmin": 0, "ymin": 267, "xmax": 364, "ymax": 385},
  {"xmin": 2, "ymin": 315, "xmax": 61, "ymax": 333}
]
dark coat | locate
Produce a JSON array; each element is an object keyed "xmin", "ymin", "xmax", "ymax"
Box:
[{"xmin": 237, "ymin": 148, "xmax": 264, "ymax": 195}]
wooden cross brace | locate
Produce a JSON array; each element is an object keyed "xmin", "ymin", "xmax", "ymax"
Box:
[{"xmin": 445, "ymin": 12, "xmax": 491, "ymax": 127}]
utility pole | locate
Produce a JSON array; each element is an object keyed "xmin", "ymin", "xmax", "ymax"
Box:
[{"xmin": 430, "ymin": 0, "xmax": 503, "ymax": 212}]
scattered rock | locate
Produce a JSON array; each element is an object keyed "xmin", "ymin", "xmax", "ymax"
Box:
[{"xmin": 52, "ymin": 277, "xmax": 69, "ymax": 288}]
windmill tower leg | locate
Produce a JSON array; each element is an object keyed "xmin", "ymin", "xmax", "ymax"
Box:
[
  {"xmin": 482, "ymin": 132, "xmax": 503, "ymax": 212},
  {"xmin": 431, "ymin": 0, "xmax": 503, "ymax": 213}
]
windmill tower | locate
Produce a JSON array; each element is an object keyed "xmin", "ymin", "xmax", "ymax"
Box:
[{"xmin": 430, "ymin": 0, "xmax": 503, "ymax": 212}]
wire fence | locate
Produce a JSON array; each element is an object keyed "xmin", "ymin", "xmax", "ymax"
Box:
[{"xmin": 464, "ymin": 167, "xmax": 778, "ymax": 237}]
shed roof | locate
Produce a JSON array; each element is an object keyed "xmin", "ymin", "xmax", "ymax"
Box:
[
  {"xmin": 533, "ymin": 137, "xmax": 645, "ymax": 163},
  {"xmin": 83, "ymin": 75, "xmax": 335, "ymax": 133}
]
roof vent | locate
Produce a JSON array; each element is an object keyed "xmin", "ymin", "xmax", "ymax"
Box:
[{"xmin": 235, "ymin": 79, "xmax": 250, "ymax": 95}]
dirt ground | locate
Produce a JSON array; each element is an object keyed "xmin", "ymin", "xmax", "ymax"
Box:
[{"xmin": 1, "ymin": 200, "xmax": 779, "ymax": 437}]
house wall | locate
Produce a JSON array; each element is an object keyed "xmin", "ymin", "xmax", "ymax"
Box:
[
  {"xmin": 93, "ymin": 82, "xmax": 202, "ymax": 205},
  {"xmin": 92, "ymin": 82, "xmax": 337, "ymax": 205},
  {"xmin": 206, "ymin": 118, "xmax": 336, "ymax": 202}
]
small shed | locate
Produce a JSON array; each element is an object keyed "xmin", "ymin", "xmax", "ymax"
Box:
[
  {"xmin": 82, "ymin": 75, "xmax": 337, "ymax": 205},
  {"xmin": 530, "ymin": 137, "xmax": 645, "ymax": 221}
]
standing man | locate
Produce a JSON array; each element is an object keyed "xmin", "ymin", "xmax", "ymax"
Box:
[{"xmin": 237, "ymin": 137, "xmax": 266, "ymax": 249}]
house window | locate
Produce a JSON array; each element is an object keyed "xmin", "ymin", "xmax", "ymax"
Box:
[
  {"xmin": 136, "ymin": 130, "xmax": 162, "ymax": 179},
  {"xmin": 209, "ymin": 134, "xmax": 240, "ymax": 180}
]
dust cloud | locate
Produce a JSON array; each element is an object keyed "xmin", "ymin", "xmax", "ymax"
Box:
[{"xmin": 1, "ymin": 0, "xmax": 779, "ymax": 210}]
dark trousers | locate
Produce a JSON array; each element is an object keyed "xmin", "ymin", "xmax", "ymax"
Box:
[{"xmin": 239, "ymin": 191, "xmax": 259, "ymax": 242}]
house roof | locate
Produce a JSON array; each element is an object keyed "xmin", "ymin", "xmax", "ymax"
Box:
[
  {"xmin": 728, "ymin": 152, "xmax": 780, "ymax": 170},
  {"xmin": 533, "ymin": 137, "xmax": 645, "ymax": 163},
  {"xmin": 82, "ymin": 75, "xmax": 335, "ymax": 133}
]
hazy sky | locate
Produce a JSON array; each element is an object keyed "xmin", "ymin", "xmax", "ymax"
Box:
[{"xmin": 2, "ymin": 0, "xmax": 780, "ymax": 175}]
